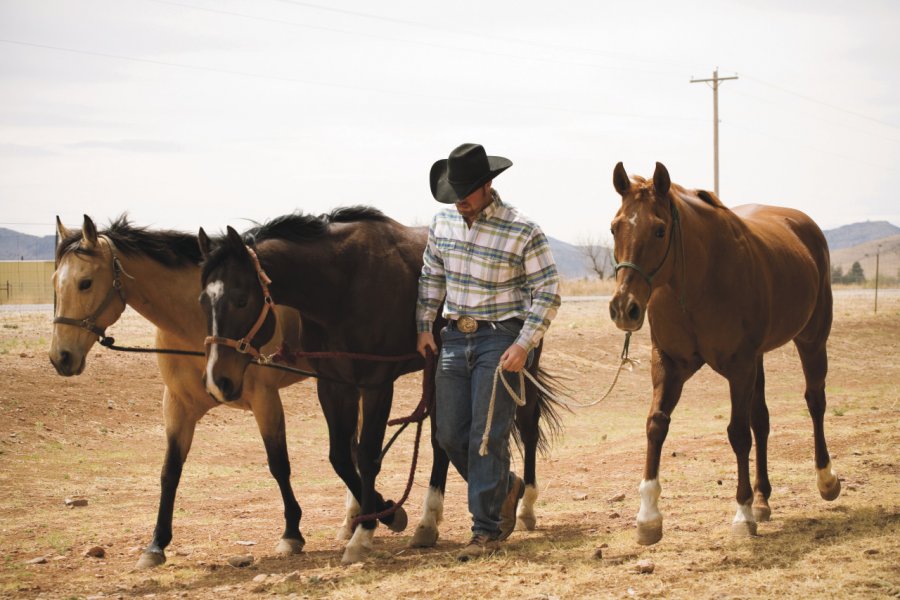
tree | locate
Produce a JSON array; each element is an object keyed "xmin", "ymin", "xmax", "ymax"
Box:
[
  {"xmin": 846, "ymin": 261, "xmax": 866, "ymax": 284},
  {"xmin": 578, "ymin": 234, "xmax": 615, "ymax": 279},
  {"xmin": 831, "ymin": 265, "xmax": 844, "ymax": 284}
]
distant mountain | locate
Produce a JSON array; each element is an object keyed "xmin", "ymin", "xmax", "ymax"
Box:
[
  {"xmin": 823, "ymin": 221, "xmax": 900, "ymax": 251},
  {"xmin": 0, "ymin": 228, "xmax": 55, "ymax": 260},
  {"xmin": 547, "ymin": 237, "xmax": 598, "ymax": 279}
]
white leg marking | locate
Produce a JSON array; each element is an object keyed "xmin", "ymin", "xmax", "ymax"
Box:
[
  {"xmin": 336, "ymin": 490, "xmax": 360, "ymax": 541},
  {"xmin": 731, "ymin": 499, "xmax": 758, "ymax": 536},
  {"xmin": 517, "ymin": 484, "xmax": 538, "ymax": 529},
  {"xmin": 341, "ymin": 523, "xmax": 374, "ymax": 565},
  {"xmin": 204, "ymin": 281, "xmax": 226, "ymax": 402},
  {"xmin": 637, "ymin": 479, "xmax": 662, "ymax": 525},
  {"xmin": 420, "ymin": 487, "xmax": 444, "ymax": 529}
]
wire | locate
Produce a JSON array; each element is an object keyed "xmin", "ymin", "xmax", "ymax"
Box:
[
  {"xmin": 741, "ymin": 74, "xmax": 900, "ymax": 130},
  {"xmin": 145, "ymin": 0, "xmax": 677, "ymax": 76},
  {"xmin": 0, "ymin": 38, "xmax": 704, "ymax": 122}
]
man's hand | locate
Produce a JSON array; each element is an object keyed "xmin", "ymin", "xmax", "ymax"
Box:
[
  {"xmin": 417, "ymin": 332, "xmax": 437, "ymax": 358},
  {"xmin": 500, "ymin": 343, "xmax": 528, "ymax": 372}
]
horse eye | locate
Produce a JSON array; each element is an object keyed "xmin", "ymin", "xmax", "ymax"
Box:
[
  {"xmin": 655, "ymin": 226, "xmax": 665, "ymax": 239},
  {"xmin": 235, "ymin": 295, "xmax": 249, "ymax": 309},
  {"xmin": 78, "ymin": 279, "xmax": 92, "ymax": 291}
]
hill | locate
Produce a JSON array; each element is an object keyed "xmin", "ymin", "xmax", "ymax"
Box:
[
  {"xmin": 830, "ymin": 234, "xmax": 900, "ymax": 283},
  {"xmin": 823, "ymin": 221, "xmax": 900, "ymax": 251},
  {"xmin": 0, "ymin": 228, "xmax": 56, "ymax": 260},
  {"xmin": 547, "ymin": 237, "xmax": 597, "ymax": 279}
]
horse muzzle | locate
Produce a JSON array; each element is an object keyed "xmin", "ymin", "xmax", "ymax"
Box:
[
  {"xmin": 609, "ymin": 291, "xmax": 646, "ymax": 332},
  {"xmin": 49, "ymin": 349, "xmax": 86, "ymax": 377}
]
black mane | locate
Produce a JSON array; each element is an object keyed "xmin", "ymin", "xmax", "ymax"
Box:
[
  {"xmin": 242, "ymin": 205, "xmax": 387, "ymax": 245},
  {"xmin": 56, "ymin": 216, "xmax": 203, "ymax": 266},
  {"xmin": 202, "ymin": 205, "xmax": 388, "ymax": 281}
]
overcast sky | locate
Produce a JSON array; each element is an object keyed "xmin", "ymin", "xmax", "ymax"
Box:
[{"xmin": 1, "ymin": 0, "xmax": 898, "ymax": 244}]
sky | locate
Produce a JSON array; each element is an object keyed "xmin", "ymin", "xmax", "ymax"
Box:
[{"xmin": 1, "ymin": 0, "xmax": 899, "ymax": 244}]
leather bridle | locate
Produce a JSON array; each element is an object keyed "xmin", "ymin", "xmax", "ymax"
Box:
[
  {"xmin": 203, "ymin": 245, "xmax": 277, "ymax": 360},
  {"xmin": 53, "ymin": 236, "xmax": 127, "ymax": 342}
]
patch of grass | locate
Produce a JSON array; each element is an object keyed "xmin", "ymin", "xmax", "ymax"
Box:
[{"xmin": 832, "ymin": 407, "xmax": 847, "ymax": 416}]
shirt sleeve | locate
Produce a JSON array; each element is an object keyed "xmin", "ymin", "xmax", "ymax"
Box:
[
  {"xmin": 416, "ymin": 218, "xmax": 446, "ymax": 333},
  {"xmin": 515, "ymin": 226, "xmax": 561, "ymax": 351}
]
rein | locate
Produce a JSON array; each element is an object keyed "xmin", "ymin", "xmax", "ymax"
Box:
[
  {"xmin": 479, "ymin": 332, "xmax": 638, "ymax": 456},
  {"xmin": 614, "ymin": 202, "xmax": 687, "ymax": 310},
  {"xmin": 53, "ymin": 235, "xmax": 129, "ymax": 342}
]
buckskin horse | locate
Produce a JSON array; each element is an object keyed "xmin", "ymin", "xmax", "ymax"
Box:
[
  {"xmin": 197, "ymin": 206, "xmax": 561, "ymax": 564},
  {"xmin": 608, "ymin": 162, "xmax": 840, "ymax": 545},
  {"xmin": 50, "ymin": 215, "xmax": 315, "ymax": 568}
]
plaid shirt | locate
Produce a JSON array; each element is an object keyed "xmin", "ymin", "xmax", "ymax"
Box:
[{"xmin": 416, "ymin": 193, "xmax": 561, "ymax": 351}]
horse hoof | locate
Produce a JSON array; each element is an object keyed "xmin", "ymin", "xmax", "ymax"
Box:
[
  {"xmin": 752, "ymin": 505, "xmax": 771, "ymax": 523},
  {"xmin": 731, "ymin": 520, "xmax": 758, "ymax": 537},
  {"xmin": 636, "ymin": 519, "xmax": 663, "ymax": 546},
  {"xmin": 517, "ymin": 515, "xmax": 537, "ymax": 531},
  {"xmin": 340, "ymin": 544, "xmax": 369, "ymax": 565},
  {"xmin": 408, "ymin": 525, "xmax": 438, "ymax": 548},
  {"xmin": 386, "ymin": 505, "xmax": 408, "ymax": 533},
  {"xmin": 136, "ymin": 551, "xmax": 166, "ymax": 569},
  {"xmin": 819, "ymin": 477, "xmax": 841, "ymax": 501},
  {"xmin": 275, "ymin": 537, "xmax": 305, "ymax": 555}
]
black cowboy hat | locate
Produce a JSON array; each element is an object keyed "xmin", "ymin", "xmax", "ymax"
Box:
[{"xmin": 429, "ymin": 143, "xmax": 513, "ymax": 204}]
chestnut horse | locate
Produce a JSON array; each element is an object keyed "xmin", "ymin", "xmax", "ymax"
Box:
[
  {"xmin": 609, "ymin": 162, "xmax": 840, "ymax": 545},
  {"xmin": 49, "ymin": 215, "xmax": 313, "ymax": 568},
  {"xmin": 197, "ymin": 207, "xmax": 561, "ymax": 564}
]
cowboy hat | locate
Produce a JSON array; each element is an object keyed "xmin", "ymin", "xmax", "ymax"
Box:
[{"xmin": 429, "ymin": 143, "xmax": 512, "ymax": 204}]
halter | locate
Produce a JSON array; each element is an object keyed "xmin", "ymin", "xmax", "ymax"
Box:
[
  {"xmin": 613, "ymin": 202, "xmax": 686, "ymax": 309},
  {"xmin": 53, "ymin": 235, "xmax": 128, "ymax": 342},
  {"xmin": 203, "ymin": 245, "xmax": 277, "ymax": 360}
]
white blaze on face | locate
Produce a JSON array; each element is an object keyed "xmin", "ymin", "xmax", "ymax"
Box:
[
  {"xmin": 628, "ymin": 211, "xmax": 639, "ymax": 226},
  {"xmin": 205, "ymin": 280, "xmax": 226, "ymax": 402}
]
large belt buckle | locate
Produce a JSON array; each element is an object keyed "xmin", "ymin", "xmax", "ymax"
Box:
[{"xmin": 457, "ymin": 316, "xmax": 478, "ymax": 333}]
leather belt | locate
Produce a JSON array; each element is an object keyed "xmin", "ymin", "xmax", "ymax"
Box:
[{"xmin": 450, "ymin": 316, "xmax": 523, "ymax": 334}]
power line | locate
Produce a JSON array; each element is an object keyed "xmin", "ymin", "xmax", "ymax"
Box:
[
  {"xmin": 145, "ymin": 0, "xmax": 676, "ymax": 76},
  {"xmin": 742, "ymin": 74, "xmax": 900, "ymax": 130},
  {"xmin": 0, "ymin": 38, "xmax": 704, "ymax": 122}
]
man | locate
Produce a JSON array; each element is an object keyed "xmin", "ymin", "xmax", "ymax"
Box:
[{"xmin": 416, "ymin": 142, "xmax": 561, "ymax": 561}]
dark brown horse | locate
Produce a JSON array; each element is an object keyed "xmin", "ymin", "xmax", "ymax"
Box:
[
  {"xmin": 197, "ymin": 207, "xmax": 560, "ymax": 564},
  {"xmin": 609, "ymin": 162, "xmax": 840, "ymax": 545}
]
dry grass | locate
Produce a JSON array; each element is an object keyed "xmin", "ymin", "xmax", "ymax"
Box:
[
  {"xmin": 1, "ymin": 293, "xmax": 898, "ymax": 599},
  {"xmin": 559, "ymin": 277, "xmax": 617, "ymax": 296}
]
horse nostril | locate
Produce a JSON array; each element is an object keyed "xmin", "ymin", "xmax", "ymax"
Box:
[
  {"xmin": 609, "ymin": 303, "xmax": 619, "ymax": 321},
  {"xmin": 627, "ymin": 302, "xmax": 641, "ymax": 322},
  {"xmin": 59, "ymin": 351, "xmax": 72, "ymax": 369},
  {"xmin": 216, "ymin": 377, "xmax": 234, "ymax": 399}
]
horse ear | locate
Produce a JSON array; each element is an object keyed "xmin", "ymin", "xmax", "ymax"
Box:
[
  {"xmin": 198, "ymin": 228, "xmax": 212, "ymax": 259},
  {"xmin": 653, "ymin": 162, "xmax": 671, "ymax": 198},
  {"xmin": 613, "ymin": 162, "xmax": 630, "ymax": 197},
  {"xmin": 81, "ymin": 214, "xmax": 99, "ymax": 248},
  {"xmin": 225, "ymin": 226, "xmax": 244, "ymax": 250},
  {"xmin": 56, "ymin": 216, "xmax": 72, "ymax": 242}
]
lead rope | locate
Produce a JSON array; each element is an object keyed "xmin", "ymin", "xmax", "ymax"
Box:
[{"xmin": 478, "ymin": 332, "xmax": 638, "ymax": 456}]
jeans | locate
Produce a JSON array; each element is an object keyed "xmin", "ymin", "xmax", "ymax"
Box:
[{"xmin": 435, "ymin": 319, "xmax": 530, "ymax": 537}]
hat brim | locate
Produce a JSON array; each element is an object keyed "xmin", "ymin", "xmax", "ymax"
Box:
[{"xmin": 429, "ymin": 156, "xmax": 512, "ymax": 204}]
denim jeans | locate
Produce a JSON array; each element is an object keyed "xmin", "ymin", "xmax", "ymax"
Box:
[{"xmin": 435, "ymin": 319, "xmax": 530, "ymax": 537}]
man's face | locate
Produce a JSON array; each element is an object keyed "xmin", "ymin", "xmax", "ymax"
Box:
[{"xmin": 455, "ymin": 183, "xmax": 492, "ymax": 222}]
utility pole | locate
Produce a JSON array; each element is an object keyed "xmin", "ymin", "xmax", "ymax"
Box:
[
  {"xmin": 875, "ymin": 244, "xmax": 881, "ymax": 314},
  {"xmin": 691, "ymin": 68, "xmax": 738, "ymax": 196}
]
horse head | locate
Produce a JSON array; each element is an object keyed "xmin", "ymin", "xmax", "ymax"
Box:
[
  {"xmin": 608, "ymin": 162, "xmax": 679, "ymax": 331},
  {"xmin": 199, "ymin": 225, "xmax": 278, "ymax": 403},
  {"xmin": 50, "ymin": 215, "xmax": 128, "ymax": 376}
]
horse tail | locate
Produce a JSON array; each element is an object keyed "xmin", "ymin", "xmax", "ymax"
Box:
[{"xmin": 511, "ymin": 343, "xmax": 569, "ymax": 457}]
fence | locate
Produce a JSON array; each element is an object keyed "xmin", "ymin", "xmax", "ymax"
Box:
[{"xmin": 0, "ymin": 261, "xmax": 55, "ymax": 305}]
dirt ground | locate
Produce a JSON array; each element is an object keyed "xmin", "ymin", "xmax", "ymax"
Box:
[{"xmin": 1, "ymin": 293, "xmax": 898, "ymax": 599}]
